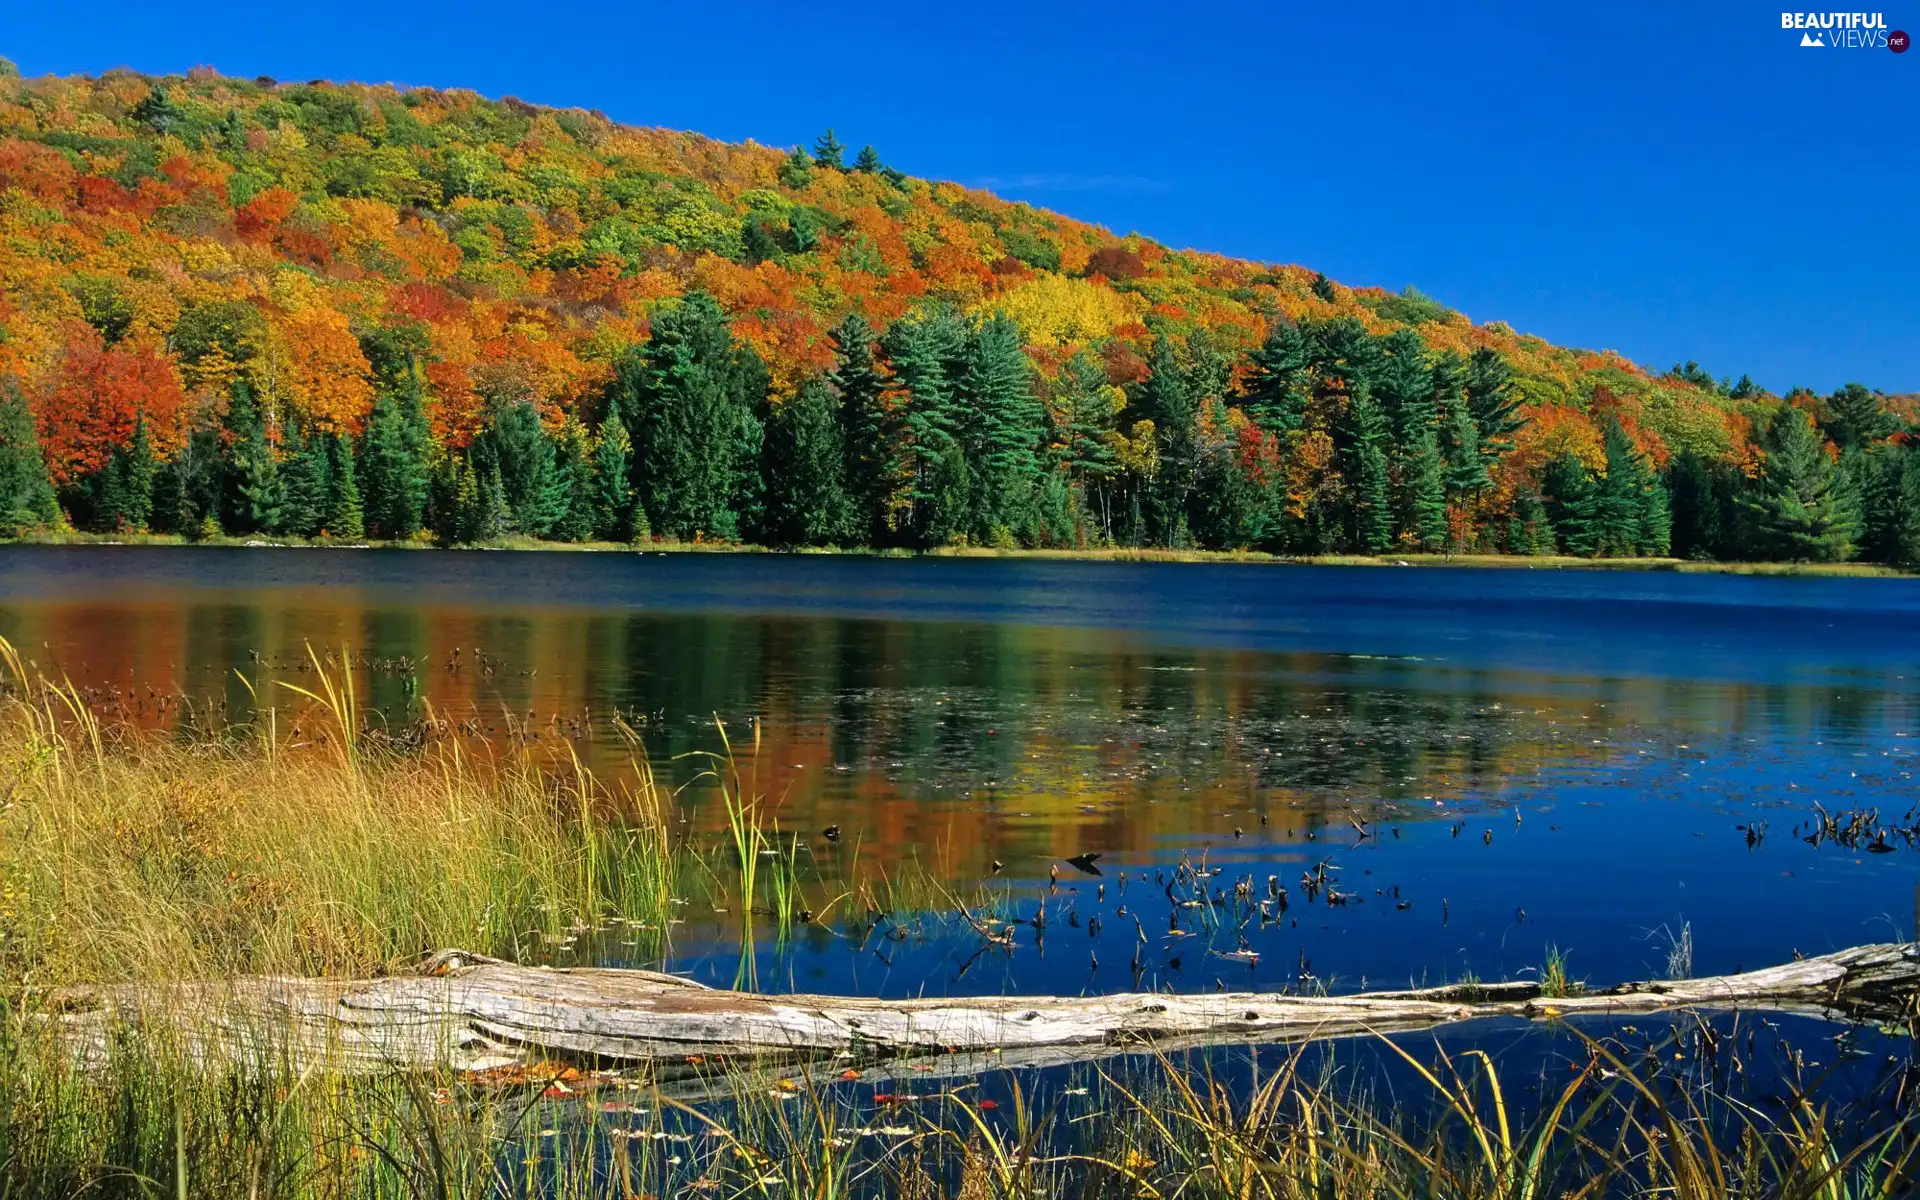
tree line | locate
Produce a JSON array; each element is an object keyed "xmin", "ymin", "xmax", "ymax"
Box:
[{"xmin": 1, "ymin": 294, "xmax": 1914, "ymax": 565}]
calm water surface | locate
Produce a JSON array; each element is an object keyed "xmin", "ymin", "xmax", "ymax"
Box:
[{"xmin": 3, "ymin": 545, "xmax": 1917, "ymax": 1002}]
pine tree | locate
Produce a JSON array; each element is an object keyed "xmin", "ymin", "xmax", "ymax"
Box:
[
  {"xmin": 359, "ymin": 373, "xmax": 430, "ymax": 540},
  {"xmin": 320, "ymin": 433, "xmax": 364, "ymax": 539},
  {"xmin": 1239, "ymin": 323, "xmax": 1311, "ymax": 436},
  {"xmin": 543, "ymin": 416, "xmax": 594, "ymax": 542},
  {"xmin": 829, "ymin": 313, "xmax": 895, "ymax": 542},
  {"xmin": 959, "ymin": 312, "xmax": 1043, "ymax": 544},
  {"xmin": 1374, "ymin": 328, "xmax": 1436, "ymax": 443},
  {"xmin": 97, "ymin": 414, "xmax": 156, "ymax": 532},
  {"xmin": 1824, "ymin": 382, "xmax": 1897, "ymax": 452},
  {"xmin": 1849, "ymin": 445, "xmax": 1905, "ymax": 562},
  {"xmin": 1052, "ymin": 351, "xmax": 1121, "ymax": 542},
  {"xmin": 1344, "ymin": 381, "xmax": 1392, "ymax": 554},
  {"xmin": 0, "ymin": 380, "xmax": 58, "ymax": 534},
  {"xmin": 590, "ymin": 397, "xmax": 637, "ymax": 542},
  {"xmin": 778, "ymin": 147, "xmax": 814, "ymax": 189},
  {"xmin": 1895, "ymin": 449, "xmax": 1920, "ymax": 566},
  {"xmin": 1508, "ymin": 489, "xmax": 1554, "ymax": 555},
  {"xmin": 1310, "ymin": 272, "xmax": 1336, "ymax": 303},
  {"xmin": 484, "ymin": 401, "xmax": 564, "ymax": 536},
  {"xmin": 609, "ymin": 292, "xmax": 765, "ymax": 541},
  {"xmin": 1541, "ymin": 452, "xmax": 1598, "ymax": 556},
  {"xmin": 1741, "ymin": 406, "xmax": 1861, "ymax": 562},
  {"xmin": 1465, "ymin": 348, "xmax": 1523, "ymax": 474},
  {"xmin": 1441, "ymin": 399, "xmax": 1486, "ymax": 499},
  {"xmin": 1400, "ymin": 430, "xmax": 1448, "ymax": 550},
  {"xmin": 276, "ymin": 423, "xmax": 327, "ymax": 537},
  {"xmin": 853, "ymin": 145, "xmax": 883, "ymax": 174},
  {"xmin": 1641, "ymin": 471, "xmax": 1672, "ymax": 556},
  {"xmin": 762, "ymin": 376, "xmax": 854, "ymax": 545},
  {"xmin": 1667, "ymin": 451, "xmax": 1726, "ymax": 560},
  {"xmin": 811, "ymin": 129, "xmax": 845, "ymax": 170},
  {"xmin": 884, "ymin": 305, "xmax": 968, "ymax": 546},
  {"xmin": 427, "ymin": 452, "xmax": 478, "ymax": 547},
  {"xmin": 152, "ymin": 423, "xmax": 221, "ymax": 537},
  {"xmin": 1188, "ymin": 400, "xmax": 1268, "ymax": 550},
  {"xmin": 222, "ymin": 380, "xmax": 282, "ymax": 535},
  {"xmin": 1136, "ymin": 332, "xmax": 1197, "ymax": 546},
  {"xmin": 1592, "ymin": 420, "xmax": 1657, "ymax": 557}
]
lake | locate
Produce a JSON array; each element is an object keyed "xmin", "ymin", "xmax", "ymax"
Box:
[{"xmin": 2, "ymin": 544, "xmax": 1917, "ymax": 1002}]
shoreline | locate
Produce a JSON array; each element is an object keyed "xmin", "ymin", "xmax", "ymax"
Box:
[{"xmin": 0, "ymin": 530, "xmax": 1910, "ymax": 578}]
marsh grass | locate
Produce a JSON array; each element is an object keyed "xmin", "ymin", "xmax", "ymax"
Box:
[
  {"xmin": 6, "ymin": 1009, "xmax": 1917, "ymax": 1200},
  {"xmin": 0, "ymin": 635, "xmax": 709, "ymax": 988}
]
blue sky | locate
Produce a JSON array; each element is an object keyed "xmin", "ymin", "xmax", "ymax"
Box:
[{"xmin": 4, "ymin": 0, "xmax": 1915, "ymax": 393}]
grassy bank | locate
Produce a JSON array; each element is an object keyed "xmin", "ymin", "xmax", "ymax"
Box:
[
  {"xmin": 5, "ymin": 528, "xmax": 1913, "ymax": 577},
  {"xmin": 6, "ymin": 1005, "xmax": 1916, "ymax": 1199},
  {"xmin": 0, "ymin": 639, "xmax": 707, "ymax": 989}
]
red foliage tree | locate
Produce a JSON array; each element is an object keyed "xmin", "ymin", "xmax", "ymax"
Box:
[{"xmin": 35, "ymin": 328, "xmax": 186, "ymax": 486}]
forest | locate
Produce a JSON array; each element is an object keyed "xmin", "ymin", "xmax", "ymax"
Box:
[{"xmin": 0, "ymin": 63, "xmax": 1915, "ymax": 562}]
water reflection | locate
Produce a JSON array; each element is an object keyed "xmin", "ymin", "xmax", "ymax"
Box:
[{"xmin": 1, "ymin": 546, "xmax": 1916, "ymax": 998}]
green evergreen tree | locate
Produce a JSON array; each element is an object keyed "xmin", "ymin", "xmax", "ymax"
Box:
[
  {"xmin": 151, "ymin": 423, "xmax": 221, "ymax": 537},
  {"xmin": 1344, "ymin": 381, "xmax": 1392, "ymax": 553},
  {"xmin": 320, "ymin": 433, "xmax": 364, "ymax": 539},
  {"xmin": 1541, "ymin": 452, "xmax": 1598, "ymax": 556},
  {"xmin": 609, "ymin": 292, "xmax": 765, "ymax": 541},
  {"xmin": 1741, "ymin": 406, "xmax": 1861, "ymax": 562},
  {"xmin": 590, "ymin": 396, "xmax": 638, "ymax": 541},
  {"xmin": 811, "ymin": 129, "xmax": 845, "ymax": 170},
  {"xmin": 1374, "ymin": 328, "xmax": 1436, "ymax": 442},
  {"xmin": 1136, "ymin": 332, "xmax": 1198, "ymax": 547},
  {"xmin": 0, "ymin": 380, "xmax": 58, "ymax": 534},
  {"xmin": 853, "ymin": 145, "xmax": 883, "ymax": 174},
  {"xmin": 1310, "ymin": 272, "xmax": 1336, "ymax": 303},
  {"xmin": 1508, "ymin": 489, "xmax": 1554, "ymax": 555},
  {"xmin": 1824, "ymin": 382, "xmax": 1898, "ymax": 452},
  {"xmin": 829, "ymin": 313, "xmax": 895, "ymax": 543},
  {"xmin": 1592, "ymin": 420, "xmax": 1658, "ymax": 557},
  {"xmin": 222, "ymin": 380, "xmax": 282, "ymax": 535},
  {"xmin": 482, "ymin": 401, "xmax": 564, "ymax": 536},
  {"xmin": 777, "ymin": 147, "xmax": 814, "ymax": 189},
  {"xmin": 1895, "ymin": 449, "xmax": 1920, "ymax": 566},
  {"xmin": 1441, "ymin": 398, "xmax": 1486, "ymax": 499},
  {"xmin": 1188, "ymin": 399, "xmax": 1268, "ymax": 550},
  {"xmin": 96, "ymin": 414, "xmax": 156, "ymax": 532},
  {"xmin": 276, "ymin": 423, "xmax": 328, "ymax": 537},
  {"xmin": 359, "ymin": 373, "xmax": 431, "ymax": 540},
  {"xmin": 1400, "ymin": 430, "xmax": 1448, "ymax": 550},
  {"xmin": 884, "ymin": 305, "xmax": 969, "ymax": 546},
  {"xmin": 1052, "ymin": 351, "xmax": 1121, "ymax": 542},
  {"xmin": 762, "ymin": 376, "xmax": 854, "ymax": 545},
  {"xmin": 543, "ymin": 416, "xmax": 595, "ymax": 543},
  {"xmin": 958, "ymin": 312, "xmax": 1043, "ymax": 543},
  {"xmin": 427, "ymin": 452, "xmax": 480, "ymax": 547},
  {"xmin": 1465, "ymin": 348, "xmax": 1524, "ymax": 474},
  {"xmin": 1667, "ymin": 451, "xmax": 1727, "ymax": 560},
  {"xmin": 1238, "ymin": 323, "xmax": 1311, "ymax": 436},
  {"xmin": 1849, "ymin": 445, "xmax": 1904, "ymax": 562}
]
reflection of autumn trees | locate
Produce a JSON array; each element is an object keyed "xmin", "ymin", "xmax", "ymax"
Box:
[{"xmin": 4, "ymin": 592, "xmax": 1915, "ymax": 884}]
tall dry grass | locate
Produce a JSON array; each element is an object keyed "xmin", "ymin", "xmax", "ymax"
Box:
[{"xmin": 0, "ymin": 637, "xmax": 685, "ymax": 987}]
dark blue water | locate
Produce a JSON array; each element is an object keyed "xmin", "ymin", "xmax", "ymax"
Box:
[{"xmin": 2, "ymin": 545, "xmax": 1917, "ymax": 1005}]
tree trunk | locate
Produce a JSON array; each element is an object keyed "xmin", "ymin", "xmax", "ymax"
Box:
[{"xmin": 38, "ymin": 942, "xmax": 1920, "ymax": 1077}]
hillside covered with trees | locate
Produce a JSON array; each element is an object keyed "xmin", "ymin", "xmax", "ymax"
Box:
[{"xmin": 0, "ymin": 61, "xmax": 1914, "ymax": 563}]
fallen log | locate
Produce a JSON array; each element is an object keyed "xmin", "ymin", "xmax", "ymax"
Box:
[{"xmin": 39, "ymin": 942, "xmax": 1920, "ymax": 1076}]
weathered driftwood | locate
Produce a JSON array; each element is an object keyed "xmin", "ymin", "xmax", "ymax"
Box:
[{"xmin": 40, "ymin": 942, "xmax": 1920, "ymax": 1077}]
